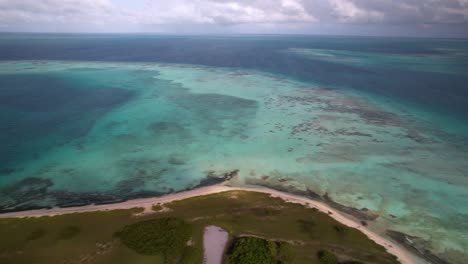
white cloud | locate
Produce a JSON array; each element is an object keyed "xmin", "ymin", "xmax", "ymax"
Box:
[
  {"xmin": 0, "ymin": 0, "xmax": 466, "ymax": 32},
  {"xmin": 138, "ymin": 0, "xmax": 316, "ymax": 25},
  {"xmin": 330, "ymin": 0, "xmax": 384, "ymax": 22},
  {"xmin": 0, "ymin": 0, "xmax": 122, "ymax": 25}
]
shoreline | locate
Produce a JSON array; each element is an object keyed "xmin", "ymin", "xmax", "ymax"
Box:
[{"xmin": 0, "ymin": 184, "xmax": 417, "ymax": 264}]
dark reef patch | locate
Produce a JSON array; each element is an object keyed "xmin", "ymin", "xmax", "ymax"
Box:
[
  {"xmin": 0, "ymin": 177, "xmax": 54, "ymax": 209},
  {"xmin": 276, "ymin": 88, "xmax": 439, "ymax": 146},
  {"xmin": 0, "ymin": 176, "xmax": 90, "ymax": 212},
  {"xmin": 148, "ymin": 121, "xmax": 187, "ymax": 133},
  {"xmin": 245, "ymin": 177, "xmax": 378, "ymax": 221},
  {"xmin": 114, "ymin": 159, "xmax": 168, "ymax": 196},
  {"xmin": 121, "ymin": 190, "xmax": 166, "ymax": 200},
  {"xmin": 323, "ymin": 193, "xmax": 378, "ymax": 221},
  {"xmin": 193, "ymin": 169, "xmax": 239, "ymax": 189},
  {"xmin": 0, "ymin": 167, "xmax": 17, "ymax": 176},
  {"xmin": 147, "ymin": 121, "xmax": 194, "ymax": 144},
  {"xmin": 167, "ymin": 156, "xmax": 187, "ymax": 165},
  {"xmin": 386, "ymin": 230, "xmax": 451, "ymax": 264},
  {"xmin": 0, "ymin": 169, "xmax": 240, "ymax": 214},
  {"xmin": 51, "ymin": 191, "xmax": 119, "ymax": 208},
  {"xmin": 169, "ymin": 92, "xmax": 258, "ymax": 138}
]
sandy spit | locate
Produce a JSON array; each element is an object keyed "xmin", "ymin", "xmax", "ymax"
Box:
[{"xmin": 0, "ymin": 185, "xmax": 416, "ymax": 264}]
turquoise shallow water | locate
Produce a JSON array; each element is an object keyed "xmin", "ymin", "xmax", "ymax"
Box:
[
  {"xmin": 0, "ymin": 36, "xmax": 468, "ymax": 263},
  {"xmin": 286, "ymin": 47, "xmax": 468, "ymax": 76}
]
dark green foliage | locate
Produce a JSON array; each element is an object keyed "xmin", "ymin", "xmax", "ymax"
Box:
[
  {"xmin": 341, "ymin": 261, "xmax": 364, "ymax": 264},
  {"xmin": 333, "ymin": 224, "xmax": 348, "ymax": 234},
  {"xmin": 298, "ymin": 219, "xmax": 315, "ymax": 235},
  {"xmin": 277, "ymin": 241, "xmax": 294, "ymax": 262},
  {"xmin": 227, "ymin": 236, "xmax": 291, "ymax": 264},
  {"xmin": 251, "ymin": 207, "xmax": 280, "ymax": 217},
  {"xmin": 180, "ymin": 245, "xmax": 202, "ymax": 264},
  {"xmin": 117, "ymin": 217, "xmax": 191, "ymax": 262},
  {"xmin": 26, "ymin": 228, "xmax": 46, "ymax": 241},
  {"xmin": 317, "ymin": 249, "xmax": 339, "ymax": 264},
  {"xmin": 58, "ymin": 226, "xmax": 80, "ymax": 240}
]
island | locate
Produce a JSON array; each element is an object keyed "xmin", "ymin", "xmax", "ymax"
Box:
[{"xmin": 0, "ymin": 185, "xmax": 415, "ymax": 264}]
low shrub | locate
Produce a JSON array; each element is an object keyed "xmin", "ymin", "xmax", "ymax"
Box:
[
  {"xmin": 317, "ymin": 249, "xmax": 338, "ymax": 264},
  {"xmin": 152, "ymin": 204, "xmax": 163, "ymax": 211},
  {"xmin": 58, "ymin": 226, "xmax": 81, "ymax": 240},
  {"xmin": 26, "ymin": 228, "xmax": 47, "ymax": 241},
  {"xmin": 333, "ymin": 224, "xmax": 348, "ymax": 234}
]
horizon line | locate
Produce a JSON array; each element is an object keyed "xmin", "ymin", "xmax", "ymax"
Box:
[{"xmin": 1, "ymin": 31, "xmax": 468, "ymax": 40}]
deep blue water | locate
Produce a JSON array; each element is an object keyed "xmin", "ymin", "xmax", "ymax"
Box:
[
  {"xmin": 0, "ymin": 73, "xmax": 134, "ymax": 169},
  {"xmin": 1, "ymin": 34, "xmax": 467, "ymax": 121}
]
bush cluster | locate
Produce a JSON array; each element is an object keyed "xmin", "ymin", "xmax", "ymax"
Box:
[
  {"xmin": 117, "ymin": 217, "xmax": 191, "ymax": 262},
  {"xmin": 317, "ymin": 249, "xmax": 339, "ymax": 264},
  {"xmin": 227, "ymin": 236, "xmax": 292, "ymax": 264}
]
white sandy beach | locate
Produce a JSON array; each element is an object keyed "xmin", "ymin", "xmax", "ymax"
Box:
[{"xmin": 0, "ymin": 184, "xmax": 416, "ymax": 264}]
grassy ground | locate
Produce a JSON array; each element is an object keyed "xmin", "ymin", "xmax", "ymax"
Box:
[{"xmin": 0, "ymin": 191, "xmax": 399, "ymax": 264}]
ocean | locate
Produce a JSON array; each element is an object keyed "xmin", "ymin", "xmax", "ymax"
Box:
[{"xmin": 0, "ymin": 33, "xmax": 467, "ymax": 263}]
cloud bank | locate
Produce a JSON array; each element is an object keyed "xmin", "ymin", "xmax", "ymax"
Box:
[{"xmin": 0, "ymin": 0, "xmax": 467, "ymax": 36}]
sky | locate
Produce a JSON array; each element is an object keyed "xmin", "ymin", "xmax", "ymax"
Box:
[{"xmin": 0, "ymin": 0, "xmax": 467, "ymax": 37}]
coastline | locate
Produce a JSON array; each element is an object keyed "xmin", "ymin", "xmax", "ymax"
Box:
[{"xmin": 0, "ymin": 184, "xmax": 417, "ymax": 264}]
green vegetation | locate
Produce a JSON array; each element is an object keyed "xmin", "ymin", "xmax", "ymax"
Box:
[
  {"xmin": 152, "ymin": 204, "xmax": 163, "ymax": 211},
  {"xmin": 58, "ymin": 225, "xmax": 81, "ymax": 240},
  {"xmin": 227, "ymin": 237, "xmax": 292, "ymax": 264},
  {"xmin": 317, "ymin": 249, "xmax": 338, "ymax": 264},
  {"xmin": 0, "ymin": 191, "xmax": 399, "ymax": 264},
  {"xmin": 179, "ymin": 244, "xmax": 200, "ymax": 264},
  {"xmin": 26, "ymin": 228, "xmax": 47, "ymax": 241},
  {"xmin": 117, "ymin": 218, "xmax": 191, "ymax": 262},
  {"xmin": 333, "ymin": 224, "xmax": 349, "ymax": 235}
]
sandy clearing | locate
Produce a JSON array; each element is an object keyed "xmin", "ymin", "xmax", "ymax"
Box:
[{"xmin": 203, "ymin": 225, "xmax": 229, "ymax": 264}]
